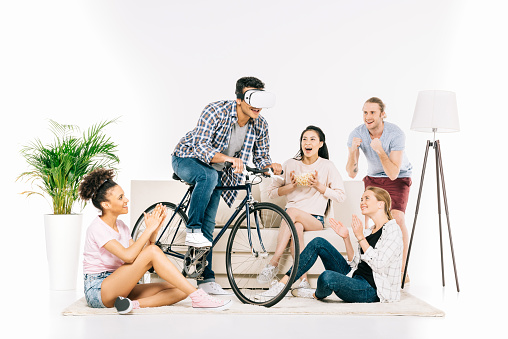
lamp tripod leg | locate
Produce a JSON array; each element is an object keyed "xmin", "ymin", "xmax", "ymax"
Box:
[
  {"xmin": 402, "ymin": 140, "xmax": 431, "ymax": 289},
  {"xmin": 435, "ymin": 142, "xmax": 446, "ymax": 287},
  {"xmin": 436, "ymin": 141, "xmax": 460, "ymax": 292}
]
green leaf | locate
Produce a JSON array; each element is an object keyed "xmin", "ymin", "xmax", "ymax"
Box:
[{"xmin": 17, "ymin": 118, "xmax": 121, "ymax": 214}]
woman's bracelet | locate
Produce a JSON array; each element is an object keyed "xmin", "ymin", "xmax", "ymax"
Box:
[{"xmin": 357, "ymin": 237, "xmax": 365, "ymax": 243}]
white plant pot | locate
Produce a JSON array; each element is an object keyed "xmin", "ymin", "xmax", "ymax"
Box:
[{"xmin": 44, "ymin": 214, "xmax": 83, "ymax": 290}]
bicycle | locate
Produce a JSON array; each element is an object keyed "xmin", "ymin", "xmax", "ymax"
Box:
[{"xmin": 131, "ymin": 163, "xmax": 300, "ymax": 307}]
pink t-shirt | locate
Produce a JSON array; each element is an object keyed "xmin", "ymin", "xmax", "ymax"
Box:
[{"xmin": 83, "ymin": 216, "xmax": 132, "ymax": 274}]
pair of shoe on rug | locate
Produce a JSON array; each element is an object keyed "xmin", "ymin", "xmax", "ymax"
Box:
[
  {"xmin": 255, "ymin": 278, "xmax": 316, "ymax": 300},
  {"xmin": 114, "ymin": 282, "xmax": 233, "ymax": 314}
]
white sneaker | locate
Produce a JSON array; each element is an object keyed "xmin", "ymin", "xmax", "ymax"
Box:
[
  {"xmin": 185, "ymin": 232, "xmax": 212, "ymax": 248},
  {"xmin": 291, "ymin": 287, "xmax": 316, "ymax": 298},
  {"xmin": 257, "ymin": 264, "xmax": 279, "ymax": 284},
  {"xmin": 199, "ymin": 281, "xmax": 233, "ymax": 295},
  {"xmin": 254, "ymin": 281, "xmax": 287, "ymax": 300},
  {"xmin": 297, "ymin": 278, "xmax": 311, "ymax": 289}
]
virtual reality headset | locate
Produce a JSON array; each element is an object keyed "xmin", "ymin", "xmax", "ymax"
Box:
[{"xmin": 238, "ymin": 89, "xmax": 276, "ymax": 108}]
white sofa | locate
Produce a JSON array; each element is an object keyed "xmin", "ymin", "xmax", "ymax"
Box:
[{"xmin": 130, "ymin": 178, "xmax": 365, "ymax": 288}]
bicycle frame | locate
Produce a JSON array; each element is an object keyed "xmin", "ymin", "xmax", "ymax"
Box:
[{"xmin": 156, "ymin": 173, "xmax": 267, "ymax": 260}]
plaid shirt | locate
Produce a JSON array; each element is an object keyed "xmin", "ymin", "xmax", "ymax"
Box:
[
  {"xmin": 348, "ymin": 219, "xmax": 403, "ymax": 302},
  {"xmin": 172, "ymin": 100, "xmax": 272, "ymax": 207}
]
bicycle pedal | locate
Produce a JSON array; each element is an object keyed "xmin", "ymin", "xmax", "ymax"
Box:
[
  {"xmin": 187, "ymin": 247, "xmax": 210, "ymax": 260},
  {"xmin": 182, "ymin": 246, "xmax": 210, "ymax": 279}
]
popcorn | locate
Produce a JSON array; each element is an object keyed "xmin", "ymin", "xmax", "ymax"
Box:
[{"xmin": 294, "ymin": 172, "xmax": 313, "ymax": 186}]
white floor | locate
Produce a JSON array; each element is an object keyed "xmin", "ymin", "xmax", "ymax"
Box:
[
  {"xmin": 3, "ymin": 188, "xmax": 505, "ymax": 339},
  {"xmin": 3, "ymin": 272, "xmax": 501, "ymax": 339}
]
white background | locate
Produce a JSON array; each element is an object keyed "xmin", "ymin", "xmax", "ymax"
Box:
[{"xmin": 1, "ymin": 0, "xmax": 506, "ymax": 337}]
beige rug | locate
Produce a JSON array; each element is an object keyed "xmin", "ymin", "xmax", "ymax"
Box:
[{"xmin": 62, "ymin": 290, "xmax": 444, "ymax": 317}]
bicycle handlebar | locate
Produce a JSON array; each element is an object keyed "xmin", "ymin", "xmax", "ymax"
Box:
[{"xmin": 224, "ymin": 161, "xmax": 283, "ymax": 175}]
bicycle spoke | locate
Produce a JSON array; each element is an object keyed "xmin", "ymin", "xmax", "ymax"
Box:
[
  {"xmin": 131, "ymin": 202, "xmax": 188, "ymax": 274},
  {"xmin": 226, "ymin": 203, "xmax": 299, "ymax": 307}
]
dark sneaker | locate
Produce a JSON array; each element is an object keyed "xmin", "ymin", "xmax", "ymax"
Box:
[{"xmin": 114, "ymin": 296, "xmax": 133, "ymax": 314}]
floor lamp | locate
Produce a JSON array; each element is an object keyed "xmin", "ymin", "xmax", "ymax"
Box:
[{"xmin": 402, "ymin": 90, "xmax": 460, "ymax": 292}]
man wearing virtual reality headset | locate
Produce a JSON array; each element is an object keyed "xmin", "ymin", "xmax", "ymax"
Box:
[{"xmin": 172, "ymin": 76, "xmax": 282, "ymax": 295}]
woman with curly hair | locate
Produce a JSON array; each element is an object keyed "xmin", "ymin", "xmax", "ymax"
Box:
[{"xmin": 79, "ymin": 168, "xmax": 231, "ymax": 314}]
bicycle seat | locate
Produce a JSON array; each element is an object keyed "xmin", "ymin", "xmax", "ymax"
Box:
[{"xmin": 172, "ymin": 173, "xmax": 194, "ymax": 186}]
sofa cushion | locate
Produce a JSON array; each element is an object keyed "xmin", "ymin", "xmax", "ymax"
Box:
[
  {"xmin": 259, "ymin": 176, "xmax": 286, "ymax": 209},
  {"xmin": 130, "ymin": 179, "xmax": 365, "ymax": 237},
  {"xmin": 215, "ymin": 189, "xmax": 247, "ymax": 226},
  {"xmin": 215, "ymin": 182, "xmax": 262, "ymax": 227}
]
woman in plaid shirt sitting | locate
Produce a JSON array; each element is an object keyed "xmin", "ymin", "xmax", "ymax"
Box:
[{"xmin": 268, "ymin": 186, "xmax": 403, "ymax": 303}]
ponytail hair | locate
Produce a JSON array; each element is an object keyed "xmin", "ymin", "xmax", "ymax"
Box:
[
  {"xmin": 79, "ymin": 168, "xmax": 117, "ymax": 212},
  {"xmin": 294, "ymin": 125, "xmax": 329, "ymax": 161},
  {"xmin": 365, "ymin": 186, "xmax": 393, "ymax": 220}
]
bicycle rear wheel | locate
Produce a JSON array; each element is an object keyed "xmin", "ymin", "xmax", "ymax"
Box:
[
  {"xmin": 225, "ymin": 202, "xmax": 299, "ymax": 307},
  {"xmin": 131, "ymin": 202, "xmax": 188, "ymax": 273}
]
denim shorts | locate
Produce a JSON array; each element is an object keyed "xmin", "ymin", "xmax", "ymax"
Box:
[
  {"xmin": 285, "ymin": 208, "xmax": 325, "ymax": 228},
  {"xmin": 312, "ymin": 214, "xmax": 325, "ymax": 227},
  {"xmin": 83, "ymin": 271, "xmax": 112, "ymax": 308}
]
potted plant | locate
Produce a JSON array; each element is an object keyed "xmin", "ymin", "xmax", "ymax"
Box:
[{"xmin": 18, "ymin": 119, "xmax": 120, "ymax": 290}]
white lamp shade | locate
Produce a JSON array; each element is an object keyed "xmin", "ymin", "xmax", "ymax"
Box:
[{"xmin": 411, "ymin": 90, "xmax": 460, "ymax": 133}]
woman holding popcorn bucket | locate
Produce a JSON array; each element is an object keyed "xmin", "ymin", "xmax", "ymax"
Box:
[{"xmin": 256, "ymin": 125, "xmax": 346, "ymax": 299}]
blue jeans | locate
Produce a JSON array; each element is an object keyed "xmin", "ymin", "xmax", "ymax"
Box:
[
  {"xmin": 171, "ymin": 156, "xmax": 222, "ymax": 283},
  {"xmin": 288, "ymin": 237, "xmax": 379, "ymax": 303}
]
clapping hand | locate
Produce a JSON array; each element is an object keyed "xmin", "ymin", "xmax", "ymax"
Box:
[
  {"xmin": 351, "ymin": 214, "xmax": 365, "ymax": 240},
  {"xmin": 329, "ymin": 218, "xmax": 349, "ymax": 239},
  {"xmin": 144, "ymin": 203, "xmax": 167, "ymax": 234}
]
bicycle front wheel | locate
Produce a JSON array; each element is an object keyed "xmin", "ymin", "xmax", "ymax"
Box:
[
  {"xmin": 225, "ymin": 202, "xmax": 299, "ymax": 307},
  {"xmin": 131, "ymin": 202, "xmax": 188, "ymax": 273}
]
